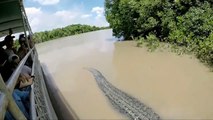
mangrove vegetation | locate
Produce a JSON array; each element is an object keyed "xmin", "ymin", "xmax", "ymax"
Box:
[
  {"xmin": 105, "ymin": 0, "xmax": 213, "ymax": 66},
  {"xmin": 33, "ymin": 24, "xmax": 109, "ymax": 43}
]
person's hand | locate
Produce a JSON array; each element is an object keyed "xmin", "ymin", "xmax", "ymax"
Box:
[
  {"xmin": 18, "ymin": 74, "xmax": 34, "ymax": 88},
  {"xmin": 19, "ymin": 77, "xmax": 33, "ymax": 88}
]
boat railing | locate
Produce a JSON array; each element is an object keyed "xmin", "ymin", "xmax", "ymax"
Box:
[
  {"xmin": 0, "ymin": 47, "xmax": 58, "ymax": 120},
  {"xmin": 0, "ymin": 0, "xmax": 58, "ymax": 119}
]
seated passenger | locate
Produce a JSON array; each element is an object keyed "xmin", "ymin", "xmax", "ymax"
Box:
[
  {"xmin": 28, "ymin": 34, "xmax": 34, "ymax": 48},
  {"xmin": 4, "ymin": 65, "xmax": 32, "ymax": 120},
  {"xmin": 17, "ymin": 34, "xmax": 29, "ymax": 60},
  {"xmin": 0, "ymin": 48, "xmax": 7, "ymax": 72},
  {"xmin": 1, "ymin": 54, "xmax": 32, "ymax": 83},
  {"xmin": 1, "ymin": 34, "xmax": 32, "ymax": 81},
  {"xmin": 16, "ymin": 73, "xmax": 33, "ymax": 112},
  {"xmin": 17, "ymin": 34, "xmax": 33, "ymax": 67},
  {"xmin": 1, "ymin": 55, "xmax": 18, "ymax": 82},
  {"xmin": 5, "ymin": 88, "xmax": 31, "ymax": 120},
  {"xmin": 2, "ymin": 29, "xmax": 32, "ymax": 120},
  {"xmin": 4, "ymin": 35, "xmax": 17, "ymax": 57}
]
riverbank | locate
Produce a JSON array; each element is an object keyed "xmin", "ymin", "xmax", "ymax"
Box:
[
  {"xmin": 33, "ymin": 24, "xmax": 109, "ymax": 43},
  {"xmin": 136, "ymin": 38, "xmax": 213, "ymax": 71}
]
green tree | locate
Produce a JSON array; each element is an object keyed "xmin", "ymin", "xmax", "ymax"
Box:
[
  {"xmin": 105, "ymin": 0, "xmax": 213, "ymax": 65},
  {"xmin": 33, "ymin": 24, "xmax": 109, "ymax": 43}
]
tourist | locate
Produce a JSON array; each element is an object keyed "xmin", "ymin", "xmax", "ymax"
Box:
[
  {"xmin": 28, "ymin": 34, "xmax": 34, "ymax": 48},
  {"xmin": 4, "ymin": 35, "xmax": 17, "ymax": 57},
  {"xmin": 17, "ymin": 34, "xmax": 33, "ymax": 66},
  {"xmin": 17, "ymin": 34, "xmax": 29, "ymax": 60},
  {"xmin": 0, "ymin": 48, "xmax": 7, "ymax": 72}
]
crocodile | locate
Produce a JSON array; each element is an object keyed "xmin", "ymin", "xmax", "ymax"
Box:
[{"xmin": 86, "ymin": 68, "xmax": 160, "ymax": 120}]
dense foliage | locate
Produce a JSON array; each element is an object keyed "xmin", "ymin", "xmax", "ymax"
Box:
[
  {"xmin": 33, "ymin": 24, "xmax": 109, "ymax": 43},
  {"xmin": 105, "ymin": 0, "xmax": 213, "ymax": 66}
]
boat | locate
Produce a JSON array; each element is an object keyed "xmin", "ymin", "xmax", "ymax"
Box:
[{"xmin": 0, "ymin": 0, "xmax": 78, "ymax": 119}]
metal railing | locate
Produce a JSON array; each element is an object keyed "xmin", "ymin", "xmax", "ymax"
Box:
[
  {"xmin": 0, "ymin": 47, "xmax": 58, "ymax": 120},
  {"xmin": 0, "ymin": 48, "xmax": 33, "ymax": 120},
  {"xmin": 30, "ymin": 49, "xmax": 57, "ymax": 120}
]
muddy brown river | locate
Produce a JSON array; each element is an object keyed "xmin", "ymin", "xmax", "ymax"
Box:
[{"xmin": 37, "ymin": 29, "xmax": 213, "ymax": 119}]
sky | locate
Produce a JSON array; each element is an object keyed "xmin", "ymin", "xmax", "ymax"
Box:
[{"xmin": 24, "ymin": 0, "xmax": 109, "ymax": 32}]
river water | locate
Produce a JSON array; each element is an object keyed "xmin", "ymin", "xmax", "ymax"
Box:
[{"xmin": 37, "ymin": 29, "xmax": 213, "ymax": 119}]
